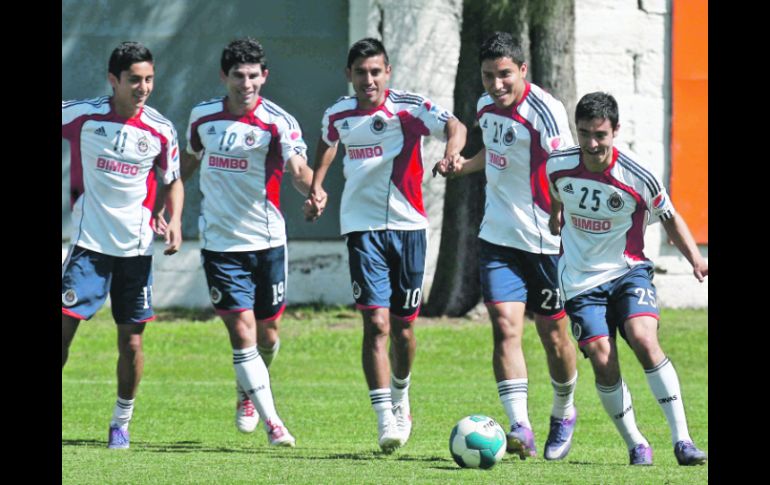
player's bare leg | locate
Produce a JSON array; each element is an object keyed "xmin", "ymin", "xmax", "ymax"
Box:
[
  {"xmin": 584, "ymin": 336, "xmax": 651, "ymax": 464},
  {"xmin": 108, "ymin": 322, "xmax": 146, "ymax": 449},
  {"xmin": 62, "ymin": 315, "xmax": 80, "ymax": 368},
  {"xmin": 624, "ymin": 316, "xmax": 706, "ymax": 465},
  {"xmin": 488, "ymin": 302, "xmax": 536, "ymax": 458},
  {"xmin": 535, "ymin": 314, "xmax": 578, "ymax": 460},
  {"xmin": 362, "ymin": 308, "xmax": 401, "ymax": 452},
  {"xmin": 224, "ymin": 311, "xmax": 294, "ymax": 446},
  {"xmin": 389, "ymin": 314, "xmax": 415, "ymax": 445}
]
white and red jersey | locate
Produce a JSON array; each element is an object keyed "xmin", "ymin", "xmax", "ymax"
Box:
[
  {"xmin": 186, "ymin": 96, "xmax": 307, "ymax": 251},
  {"xmin": 321, "ymin": 89, "xmax": 453, "ymax": 235},
  {"xmin": 477, "ymin": 82, "xmax": 573, "ymax": 254},
  {"xmin": 62, "ymin": 96, "xmax": 180, "ymax": 257},
  {"xmin": 547, "ymin": 146, "xmax": 675, "ymax": 299}
]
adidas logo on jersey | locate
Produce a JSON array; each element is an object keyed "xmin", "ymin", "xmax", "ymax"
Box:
[
  {"xmin": 563, "ymin": 183, "xmax": 574, "ymax": 194},
  {"xmin": 207, "ymin": 126, "xmax": 216, "ymax": 135},
  {"xmin": 341, "ymin": 120, "xmax": 350, "ymax": 130},
  {"xmin": 94, "ymin": 126, "xmax": 107, "ymax": 137}
]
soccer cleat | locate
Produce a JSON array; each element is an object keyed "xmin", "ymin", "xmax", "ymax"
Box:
[
  {"xmin": 107, "ymin": 426, "xmax": 130, "ymax": 449},
  {"xmin": 506, "ymin": 423, "xmax": 537, "ymax": 459},
  {"xmin": 235, "ymin": 397, "xmax": 259, "ymax": 433},
  {"xmin": 378, "ymin": 419, "xmax": 403, "ymax": 453},
  {"xmin": 266, "ymin": 420, "xmax": 296, "ymax": 447},
  {"xmin": 544, "ymin": 409, "xmax": 577, "ymax": 460},
  {"xmin": 629, "ymin": 443, "xmax": 653, "ymax": 465},
  {"xmin": 674, "ymin": 440, "xmax": 707, "ymax": 466},
  {"xmin": 393, "ymin": 400, "xmax": 412, "ymax": 446}
]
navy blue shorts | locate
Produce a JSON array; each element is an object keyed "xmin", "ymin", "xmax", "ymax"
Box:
[
  {"xmin": 61, "ymin": 245, "xmax": 155, "ymax": 324},
  {"xmin": 201, "ymin": 246, "xmax": 287, "ymax": 321},
  {"xmin": 346, "ymin": 229, "xmax": 426, "ymax": 320},
  {"xmin": 565, "ymin": 264, "xmax": 660, "ymax": 352},
  {"xmin": 478, "ymin": 239, "xmax": 566, "ymax": 319}
]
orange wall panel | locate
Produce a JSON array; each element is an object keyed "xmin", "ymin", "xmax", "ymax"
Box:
[{"xmin": 671, "ymin": 0, "xmax": 708, "ymax": 243}]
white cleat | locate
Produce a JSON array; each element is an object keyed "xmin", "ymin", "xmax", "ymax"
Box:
[
  {"xmin": 266, "ymin": 420, "xmax": 296, "ymax": 447},
  {"xmin": 235, "ymin": 397, "xmax": 259, "ymax": 433},
  {"xmin": 393, "ymin": 400, "xmax": 412, "ymax": 446},
  {"xmin": 378, "ymin": 420, "xmax": 403, "ymax": 453}
]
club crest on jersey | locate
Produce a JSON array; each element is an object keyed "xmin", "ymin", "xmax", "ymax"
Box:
[
  {"xmin": 244, "ymin": 131, "xmax": 257, "ymax": 147},
  {"xmin": 352, "ymin": 281, "xmax": 362, "ymax": 299},
  {"xmin": 502, "ymin": 126, "xmax": 516, "ymax": 146},
  {"xmin": 210, "ymin": 287, "xmax": 223, "ymax": 304},
  {"xmin": 370, "ymin": 117, "xmax": 386, "ymax": 135},
  {"xmin": 487, "ymin": 150, "xmax": 508, "ymax": 169},
  {"xmin": 607, "ymin": 192, "xmax": 624, "ymax": 211},
  {"xmin": 136, "ymin": 136, "xmax": 149, "ymax": 154},
  {"xmin": 62, "ymin": 289, "xmax": 78, "ymax": 306}
]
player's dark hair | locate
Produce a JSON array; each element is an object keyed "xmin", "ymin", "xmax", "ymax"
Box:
[
  {"xmin": 479, "ymin": 32, "xmax": 525, "ymax": 66},
  {"xmin": 221, "ymin": 37, "xmax": 267, "ymax": 74},
  {"xmin": 108, "ymin": 41, "xmax": 153, "ymax": 78},
  {"xmin": 347, "ymin": 38, "xmax": 389, "ymax": 68},
  {"xmin": 576, "ymin": 92, "xmax": 620, "ymax": 130}
]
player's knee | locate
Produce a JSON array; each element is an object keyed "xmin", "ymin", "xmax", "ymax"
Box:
[
  {"xmin": 118, "ymin": 334, "xmax": 143, "ymax": 357},
  {"xmin": 364, "ymin": 313, "xmax": 390, "ymax": 338}
]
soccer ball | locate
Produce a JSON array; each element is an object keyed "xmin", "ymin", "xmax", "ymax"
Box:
[{"xmin": 449, "ymin": 415, "xmax": 507, "ymax": 469}]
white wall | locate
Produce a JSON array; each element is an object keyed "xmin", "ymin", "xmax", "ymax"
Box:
[{"xmin": 574, "ymin": 0, "xmax": 707, "ymax": 307}]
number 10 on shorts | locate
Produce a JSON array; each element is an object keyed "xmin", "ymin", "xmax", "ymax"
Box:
[{"xmin": 402, "ymin": 288, "xmax": 422, "ymax": 309}]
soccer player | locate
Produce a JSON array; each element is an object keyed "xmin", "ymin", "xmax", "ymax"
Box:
[
  {"xmin": 434, "ymin": 32, "xmax": 579, "ymax": 460},
  {"xmin": 546, "ymin": 91, "xmax": 708, "ymax": 466},
  {"xmin": 180, "ymin": 38, "xmax": 315, "ymax": 447},
  {"xmin": 61, "ymin": 41, "xmax": 184, "ymax": 449},
  {"xmin": 304, "ymin": 38, "xmax": 467, "ymax": 452}
]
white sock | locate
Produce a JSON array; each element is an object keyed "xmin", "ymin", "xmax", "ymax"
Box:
[
  {"xmin": 551, "ymin": 372, "xmax": 578, "ymax": 419},
  {"xmin": 390, "ymin": 373, "xmax": 411, "ymax": 406},
  {"xmin": 258, "ymin": 338, "xmax": 280, "ymax": 369},
  {"xmin": 645, "ymin": 357, "xmax": 692, "ymax": 445},
  {"xmin": 232, "ymin": 346, "xmax": 281, "ymax": 427},
  {"xmin": 369, "ymin": 388, "xmax": 394, "ymax": 428},
  {"xmin": 596, "ymin": 379, "xmax": 648, "ymax": 449},
  {"xmin": 110, "ymin": 397, "xmax": 135, "ymax": 430},
  {"xmin": 497, "ymin": 378, "xmax": 531, "ymax": 429}
]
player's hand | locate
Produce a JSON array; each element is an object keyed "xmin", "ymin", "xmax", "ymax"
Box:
[
  {"xmin": 548, "ymin": 214, "xmax": 561, "ymax": 236},
  {"xmin": 151, "ymin": 211, "xmax": 168, "ymax": 235},
  {"xmin": 304, "ymin": 188, "xmax": 327, "ymax": 222},
  {"xmin": 692, "ymin": 259, "xmax": 708, "ymax": 282},
  {"xmin": 163, "ymin": 218, "xmax": 182, "ymax": 255},
  {"xmin": 432, "ymin": 153, "xmax": 463, "ymax": 177}
]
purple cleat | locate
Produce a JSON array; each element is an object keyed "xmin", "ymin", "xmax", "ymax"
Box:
[
  {"xmin": 108, "ymin": 426, "xmax": 130, "ymax": 449},
  {"xmin": 544, "ymin": 409, "xmax": 577, "ymax": 460},
  {"xmin": 629, "ymin": 443, "xmax": 653, "ymax": 465},
  {"xmin": 507, "ymin": 423, "xmax": 537, "ymax": 459},
  {"xmin": 674, "ymin": 440, "xmax": 707, "ymax": 466}
]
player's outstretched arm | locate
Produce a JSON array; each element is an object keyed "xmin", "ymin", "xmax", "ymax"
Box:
[
  {"xmin": 661, "ymin": 213, "xmax": 708, "ymax": 282},
  {"xmin": 287, "ymin": 153, "xmax": 315, "ymax": 197},
  {"xmin": 304, "ymin": 137, "xmax": 337, "ymax": 222},
  {"xmin": 180, "ymin": 150, "xmax": 202, "ymax": 183},
  {"xmin": 433, "ymin": 147, "xmax": 486, "ymax": 178},
  {"xmin": 162, "ymin": 178, "xmax": 184, "ymax": 255}
]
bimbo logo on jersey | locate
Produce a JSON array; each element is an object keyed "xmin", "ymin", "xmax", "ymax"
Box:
[
  {"xmin": 487, "ymin": 150, "xmax": 508, "ymax": 169},
  {"xmin": 571, "ymin": 214, "xmax": 612, "ymax": 233},
  {"xmin": 96, "ymin": 157, "xmax": 140, "ymax": 176},
  {"xmin": 348, "ymin": 144, "xmax": 384, "ymax": 160},
  {"xmin": 208, "ymin": 154, "xmax": 248, "ymax": 172}
]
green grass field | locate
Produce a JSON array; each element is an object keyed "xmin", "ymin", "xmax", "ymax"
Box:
[{"xmin": 62, "ymin": 307, "xmax": 708, "ymax": 484}]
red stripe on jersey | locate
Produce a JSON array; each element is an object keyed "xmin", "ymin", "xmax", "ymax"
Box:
[
  {"xmin": 392, "ymin": 111, "xmax": 430, "ymax": 217},
  {"xmin": 62, "ymin": 115, "xmax": 86, "ymax": 208},
  {"xmin": 142, "ymin": 168, "xmax": 157, "ymax": 213},
  {"xmin": 549, "ymin": 147, "xmax": 649, "ymax": 262},
  {"xmin": 264, "ymin": 134, "xmax": 283, "ymax": 211}
]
